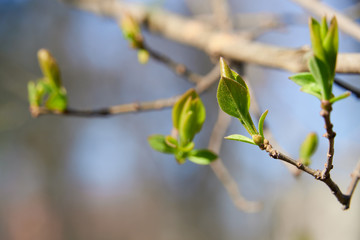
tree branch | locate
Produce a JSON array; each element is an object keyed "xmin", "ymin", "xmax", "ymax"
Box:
[
  {"xmin": 261, "ymin": 139, "xmax": 359, "ymax": 209},
  {"xmin": 62, "ymin": 0, "xmax": 360, "ymax": 74},
  {"xmin": 31, "ymin": 63, "xmax": 220, "ymax": 118},
  {"xmin": 208, "ymin": 108, "xmax": 262, "ymax": 212},
  {"xmin": 292, "ymin": 0, "xmax": 360, "ymax": 42},
  {"xmin": 334, "ymin": 78, "xmax": 360, "ymax": 99},
  {"xmin": 319, "ymin": 101, "xmax": 336, "ymax": 179}
]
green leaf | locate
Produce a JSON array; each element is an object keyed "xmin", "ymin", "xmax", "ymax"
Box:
[
  {"xmin": 217, "ymin": 76, "xmax": 257, "ymax": 135},
  {"xmin": 175, "ymin": 89, "xmax": 206, "ymax": 145},
  {"xmin": 329, "ymin": 91, "xmax": 351, "ymax": 104},
  {"xmin": 299, "ymin": 132, "xmax": 318, "ymax": 166},
  {"xmin": 37, "ymin": 49, "xmax": 61, "ymax": 89},
  {"xmin": 148, "ymin": 135, "xmax": 176, "ymax": 154},
  {"xmin": 289, "ymin": 73, "xmax": 322, "ymax": 99},
  {"xmin": 181, "ymin": 141, "xmax": 195, "ymax": 152},
  {"xmin": 308, "ymin": 56, "xmax": 331, "ymax": 100},
  {"xmin": 220, "ymin": 57, "xmax": 234, "ymax": 79},
  {"xmin": 258, "ymin": 109, "xmax": 268, "ymax": 138},
  {"xmin": 187, "ymin": 149, "xmax": 217, "ymax": 165},
  {"xmin": 165, "ymin": 135, "xmax": 178, "ymax": 148},
  {"xmin": 225, "ymin": 134, "xmax": 256, "ymax": 145},
  {"xmin": 45, "ymin": 88, "xmax": 67, "ymax": 111},
  {"xmin": 28, "ymin": 81, "xmax": 39, "ymax": 107},
  {"xmin": 323, "ymin": 17, "xmax": 338, "ymax": 76},
  {"xmin": 309, "ymin": 18, "xmax": 326, "ymax": 63},
  {"xmin": 172, "ymin": 88, "xmax": 197, "ymax": 129},
  {"xmin": 320, "ymin": 16, "xmax": 328, "ymax": 41}
]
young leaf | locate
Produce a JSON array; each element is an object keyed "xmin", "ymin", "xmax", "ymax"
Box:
[
  {"xmin": 148, "ymin": 135, "xmax": 176, "ymax": 154},
  {"xmin": 217, "ymin": 76, "xmax": 257, "ymax": 135},
  {"xmin": 45, "ymin": 89, "xmax": 67, "ymax": 111},
  {"xmin": 309, "ymin": 18, "xmax": 326, "ymax": 63},
  {"xmin": 28, "ymin": 81, "xmax": 39, "ymax": 107},
  {"xmin": 165, "ymin": 135, "xmax": 178, "ymax": 148},
  {"xmin": 299, "ymin": 132, "xmax": 318, "ymax": 166},
  {"xmin": 225, "ymin": 134, "xmax": 256, "ymax": 145},
  {"xmin": 37, "ymin": 49, "xmax": 61, "ymax": 89},
  {"xmin": 289, "ymin": 72, "xmax": 322, "ymax": 99},
  {"xmin": 323, "ymin": 17, "xmax": 338, "ymax": 76},
  {"xmin": 329, "ymin": 91, "xmax": 351, "ymax": 104},
  {"xmin": 308, "ymin": 56, "xmax": 331, "ymax": 100},
  {"xmin": 181, "ymin": 141, "xmax": 195, "ymax": 152},
  {"xmin": 258, "ymin": 109, "xmax": 268, "ymax": 138},
  {"xmin": 172, "ymin": 88, "xmax": 197, "ymax": 129},
  {"xmin": 187, "ymin": 149, "xmax": 217, "ymax": 165},
  {"xmin": 320, "ymin": 16, "xmax": 328, "ymax": 41}
]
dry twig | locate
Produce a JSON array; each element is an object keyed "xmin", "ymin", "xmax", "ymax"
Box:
[
  {"xmin": 208, "ymin": 108, "xmax": 262, "ymax": 212},
  {"xmin": 62, "ymin": 0, "xmax": 360, "ymax": 73},
  {"xmin": 292, "ymin": 0, "xmax": 360, "ymax": 42}
]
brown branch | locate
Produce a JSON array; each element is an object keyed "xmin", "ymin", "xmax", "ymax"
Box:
[
  {"xmin": 31, "ymin": 63, "xmax": 220, "ymax": 118},
  {"xmin": 62, "ymin": 0, "xmax": 360, "ymax": 74},
  {"xmin": 344, "ymin": 161, "xmax": 360, "ymax": 209},
  {"xmin": 320, "ymin": 101, "xmax": 336, "ymax": 179},
  {"xmin": 292, "ymin": 0, "xmax": 360, "ymax": 42},
  {"xmin": 261, "ymin": 139, "xmax": 359, "ymax": 209},
  {"xmin": 208, "ymin": 108, "xmax": 262, "ymax": 212},
  {"xmin": 143, "ymin": 43, "xmax": 202, "ymax": 84}
]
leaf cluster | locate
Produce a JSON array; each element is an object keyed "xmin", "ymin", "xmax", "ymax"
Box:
[
  {"xmin": 28, "ymin": 49, "xmax": 67, "ymax": 113},
  {"xmin": 120, "ymin": 14, "xmax": 149, "ymax": 64},
  {"xmin": 217, "ymin": 58, "xmax": 268, "ymax": 146},
  {"xmin": 148, "ymin": 89, "xmax": 217, "ymax": 165},
  {"xmin": 289, "ymin": 17, "xmax": 350, "ymax": 103}
]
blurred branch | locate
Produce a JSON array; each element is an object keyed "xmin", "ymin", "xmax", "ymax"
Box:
[
  {"xmin": 143, "ymin": 43, "xmax": 202, "ymax": 84},
  {"xmin": 62, "ymin": 0, "xmax": 360, "ymax": 73},
  {"xmin": 32, "ymin": 64, "xmax": 220, "ymax": 117},
  {"xmin": 208, "ymin": 108, "xmax": 262, "ymax": 213},
  {"xmin": 292, "ymin": 0, "xmax": 360, "ymax": 42},
  {"xmin": 334, "ymin": 78, "xmax": 360, "ymax": 99},
  {"xmin": 345, "ymin": 160, "xmax": 360, "ymax": 209}
]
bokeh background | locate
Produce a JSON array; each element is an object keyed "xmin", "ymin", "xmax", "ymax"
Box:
[{"xmin": 1, "ymin": 0, "xmax": 360, "ymax": 239}]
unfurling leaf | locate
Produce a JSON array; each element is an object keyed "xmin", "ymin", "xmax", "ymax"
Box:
[
  {"xmin": 289, "ymin": 72, "xmax": 322, "ymax": 99},
  {"xmin": 120, "ymin": 14, "xmax": 144, "ymax": 49},
  {"xmin": 148, "ymin": 135, "xmax": 176, "ymax": 154},
  {"xmin": 308, "ymin": 56, "xmax": 331, "ymax": 100},
  {"xmin": 299, "ymin": 132, "xmax": 318, "ymax": 166},
  {"xmin": 187, "ymin": 149, "xmax": 217, "ymax": 165},
  {"xmin": 37, "ymin": 49, "xmax": 61, "ymax": 89},
  {"xmin": 225, "ymin": 134, "xmax": 256, "ymax": 145},
  {"xmin": 45, "ymin": 89, "xmax": 67, "ymax": 111},
  {"xmin": 329, "ymin": 91, "xmax": 351, "ymax": 104},
  {"xmin": 217, "ymin": 57, "xmax": 257, "ymax": 135},
  {"xmin": 172, "ymin": 89, "xmax": 205, "ymax": 145},
  {"xmin": 258, "ymin": 109, "xmax": 268, "ymax": 138}
]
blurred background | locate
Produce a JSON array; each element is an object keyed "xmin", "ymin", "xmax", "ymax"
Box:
[{"xmin": 1, "ymin": 0, "xmax": 360, "ymax": 239}]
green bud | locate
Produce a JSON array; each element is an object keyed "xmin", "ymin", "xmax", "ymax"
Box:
[
  {"xmin": 252, "ymin": 134, "xmax": 264, "ymax": 146},
  {"xmin": 299, "ymin": 132, "xmax": 318, "ymax": 166},
  {"xmin": 37, "ymin": 49, "xmax": 61, "ymax": 88}
]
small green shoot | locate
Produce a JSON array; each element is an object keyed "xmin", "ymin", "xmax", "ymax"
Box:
[{"xmin": 148, "ymin": 89, "xmax": 217, "ymax": 165}]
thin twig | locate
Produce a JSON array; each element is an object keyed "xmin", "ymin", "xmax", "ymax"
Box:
[
  {"xmin": 320, "ymin": 101, "xmax": 336, "ymax": 179},
  {"xmin": 143, "ymin": 44, "xmax": 202, "ymax": 84},
  {"xmin": 292, "ymin": 0, "xmax": 360, "ymax": 42},
  {"xmin": 261, "ymin": 139, "xmax": 359, "ymax": 209},
  {"xmin": 208, "ymin": 108, "xmax": 262, "ymax": 212},
  {"xmin": 32, "ymin": 64, "xmax": 220, "ymax": 118},
  {"xmin": 334, "ymin": 78, "xmax": 360, "ymax": 99},
  {"xmin": 63, "ymin": 0, "xmax": 360, "ymax": 73},
  {"xmin": 344, "ymin": 161, "xmax": 360, "ymax": 209}
]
